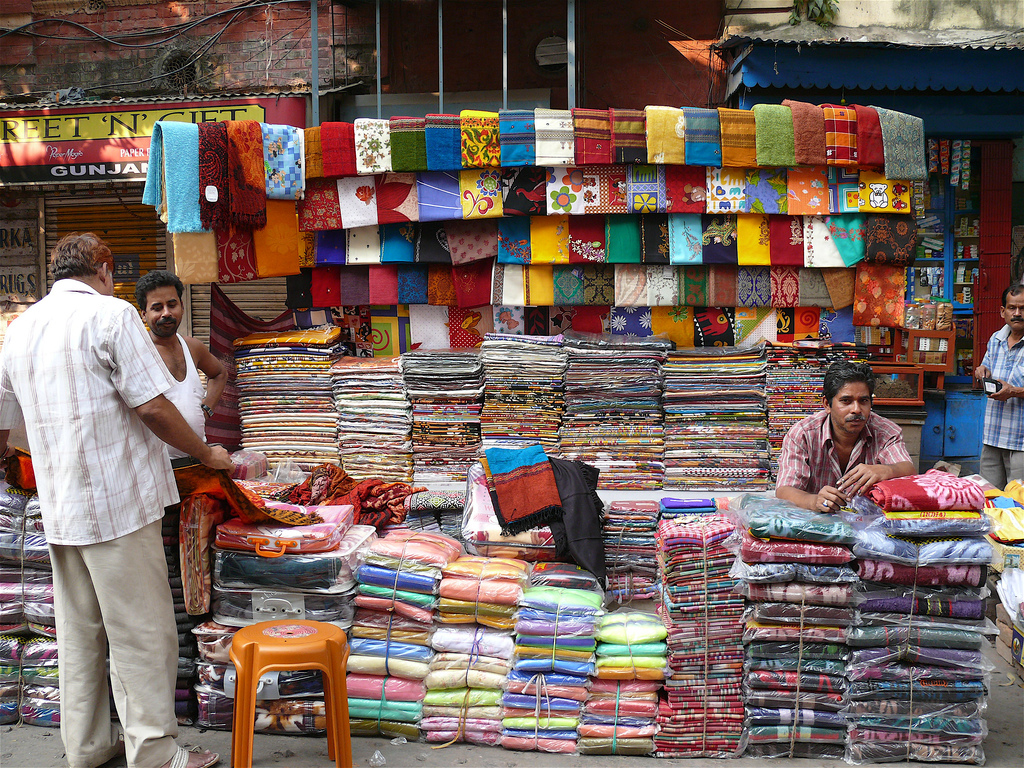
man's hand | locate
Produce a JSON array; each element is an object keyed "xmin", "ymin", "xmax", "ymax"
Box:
[
  {"xmin": 202, "ymin": 444, "xmax": 234, "ymax": 471},
  {"xmin": 813, "ymin": 486, "xmax": 849, "ymax": 514},
  {"xmin": 989, "ymin": 380, "xmax": 1020, "ymax": 402},
  {"xmin": 974, "ymin": 364, "xmax": 991, "ymax": 381},
  {"xmin": 837, "ymin": 463, "xmax": 892, "ymax": 498}
]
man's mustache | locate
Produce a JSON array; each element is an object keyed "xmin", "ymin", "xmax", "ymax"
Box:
[{"xmin": 845, "ymin": 415, "xmax": 865, "ymax": 423}]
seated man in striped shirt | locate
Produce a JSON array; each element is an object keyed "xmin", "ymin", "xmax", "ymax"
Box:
[{"xmin": 775, "ymin": 361, "xmax": 916, "ymax": 513}]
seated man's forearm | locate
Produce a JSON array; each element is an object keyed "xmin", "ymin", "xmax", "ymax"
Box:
[{"xmin": 775, "ymin": 485, "xmax": 818, "ymax": 511}]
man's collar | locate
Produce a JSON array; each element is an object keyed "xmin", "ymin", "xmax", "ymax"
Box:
[
  {"xmin": 50, "ymin": 278, "xmax": 101, "ymax": 296},
  {"xmin": 996, "ymin": 324, "xmax": 1024, "ymax": 349}
]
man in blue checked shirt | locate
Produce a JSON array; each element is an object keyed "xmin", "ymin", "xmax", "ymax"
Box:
[{"xmin": 974, "ymin": 284, "xmax": 1024, "ymax": 488}]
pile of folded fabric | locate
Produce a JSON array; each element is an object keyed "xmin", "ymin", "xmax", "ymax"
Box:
[
  {"xmin": 580, "ymin": 610, "xmax": 666, "ymax": 755},
  {"xmin": 844, "ymin": 471, "xmax": 992, "ymax": 765},
  {"xmin": 733, "ymin": 496, "xmax": 857, "ymax": 759},
  {"xmin": 662, "ymin": 346, "xmax": 771, "ymax": 490},
  {"xmin": 423, "ymin": 556, "xmax": 525, "ymax": 745},
  {"xmin": 559, "ymin": 332, "xmax": 670, "ymax": 490},
  {"xmin": 331, "ymin": 356, "xmax": 413, "ymax": 483},
  {"xmin": 461, "ymin": 462, "xmax": 558, "ymax": 562},
  {"xmin": 654, "ymin": 513, "xmax": 745, "ymax": 757},
  {"xmin": 163, "ymin": 498, "xmax": 200, "ymax": 723},
  {"xmin": 502, "ymin": 566, "xmax": 604, "ymax": 754},
  {"xmin": 658, "ymin": 496, "xmax": 718, "ymax": 520},
  {"xmin": 235, "ymin": 328, "xmax": 345, "ymax": 469},
  {"xmin": 479, "ymin": 334, "xmax": 567, "ymax": 452},
  {"xmin": 401, "ymin": 351, "xmax": 485, "ymax": 484},
  {"xmin": 350, "ymin": 531, "xmax": 463, "ymax": 739},
  {"xmin": 403, "ymin": 489, "xmax": 466, "ymax": 541},
  {"xmin": 0, "ymin": 634, "xmax": 59, "ymax": 727},
  {"xmin": 603, "ymin": 501, "xmax": 660, "ymax": 603},
  {"xmin": 0, "ymin": 635, "xmax": 19, "ymax": 724},
  {"xmin": 424, "ymin": 556, "xmax": 525, "ymax": 745},
  {"xmin": 197, "ymin": 512, "xmax": 372, "ymax": 733}
]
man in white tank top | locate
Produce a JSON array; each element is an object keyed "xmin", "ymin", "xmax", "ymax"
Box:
[{"xmin": 135, "ymin": 271, "xmax": 227, "ymax": 464}]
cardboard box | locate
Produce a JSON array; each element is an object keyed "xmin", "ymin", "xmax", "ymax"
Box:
[
  {"xmin": 998, "ymin": 620, "xmax": 1013, "ymax": 647},
  {"xmin": 997, "ymin": 603, "xmax": 1012, "ymax": 627},
  {"xmin": 997, "ymin": 637, "xmax": 1013, "ymax": 665},
  {"xmin": 988, "ymin": 536, "xmax": 1024, "ymax": 573}
]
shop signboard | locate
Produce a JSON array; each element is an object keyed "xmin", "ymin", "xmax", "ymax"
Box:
[{"xmin": 0, "ymin": 97, "xmax": 305, "ymax": 186}]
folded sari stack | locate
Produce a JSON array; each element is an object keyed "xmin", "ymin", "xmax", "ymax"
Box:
[
  {"xmin": 403, "ymin": 489, "xmax": 466, "ymax": 541},
  {"xmin": 479, "ymin": 334, "xmax": 567, "ymax": 451},
  {"xmin": 422, "ymin": 556, "xmax": 524, "ymax": 745},
  {"xmin": 558, "ymin": 332, "xmax": 670, "ymax": 489},
  {"xmin": 331, "ymin": 356, "xmax": 413, "ymax": 483},
  {"xmin": 400, "ymin": 350, "xmax": 485, "ymax": 484},
  {"xmin": 350, "ymin": 531, "xmax": 462, "ymax": 738},
  {"xmin": 662, "ymin": 346, "xmax": 771, "ymax": 490},
  {"xmin": 462, "ymin": 462, "xmax": 558, "ymax": 562},
  {"xmin": 732, "ymin": 496, "xmax": 857, "ymax": 759},
  {"xmin": 603, "ymin": 501, "xmax": 660, "ymax": 603},
  {"xmin": 579, "ymin": 611, "xmax": 666, "ymax": 755},
  {"xmin": 655, "ymin": 514, "xmax": 745, "ymax": 757},
  {"xmin": 501, "ymin": 580, "xmax": 604, "ymax": 754},
  {"xmin": 843, "ymin": 471, "xmax": 993, "ymax": 765},
  {"xmin": 235, "ymin": 328, "xmax": 345, "ymax": 469},
  {"xmin": 765, "ymin": 344, "xmax": 865, "ymax": 476}
]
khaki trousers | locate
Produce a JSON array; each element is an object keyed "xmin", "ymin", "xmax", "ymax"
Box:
[
  {"xmin": 980, "ymin": 443, "xmax": 1024, "ymax": 490},
  {"xmin": 50, "ymin": 518, "xmax": 179, "ymax": 768}
]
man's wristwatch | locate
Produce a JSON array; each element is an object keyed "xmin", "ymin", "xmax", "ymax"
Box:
[{"xmin": 201, "ymin": 404, "xmax": 214, "ymax": 418}]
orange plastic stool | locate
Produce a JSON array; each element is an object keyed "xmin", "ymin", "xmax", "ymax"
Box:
[{"xmin": 228, "ymin": 620, "xmax": 352, "ymax": 768}]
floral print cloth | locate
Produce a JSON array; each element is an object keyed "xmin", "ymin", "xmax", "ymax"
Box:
[
  {"xmin": 460, "ymin": 110, "xmax": 500, "ymax": 168},
  {"xmin": 853, "ymin": 263, "xmax": 906, "ymax": 328},
  {"xmin": 786, "ymin": 167, "xmax": 829, "ymax": 215},
  {"xmin": 459, "ymin": 170, "xmax": 503, "ymax": 219},
  {"xmin": 354, "ymin": 118, "xmax": 392, "ymax": 174}
]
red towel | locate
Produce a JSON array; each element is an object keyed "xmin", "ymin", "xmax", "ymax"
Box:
[
  {"xmin": 852, "ymin": 104, "xmax": 884, "ymax": 170},
  {"xmin": 866, "ymin": 469, "xmax": 986, "ymax": 512},
  {"xmin": 321, "ymin": 121, "xmax": 357, "ymax": 177},
  {"xmin": 782, "ymin": 99, "xmax": 827, "ymax": 166},
  {"xmin": 368, "ymin": 265, "xmax": 400, "ymax": 304},
  {"xmin": 310, "ymin": 265, "xmax": 342, "ymax": 307}
]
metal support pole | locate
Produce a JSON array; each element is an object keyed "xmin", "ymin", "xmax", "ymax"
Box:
[
  {"xmin": 567, "ymin": 0, "xmax": 575, "ymax": 108},
  {"xmin": 310, "ymin": 0, "xmax": 320, "ymax": 125},
  {"xmin": 375, "ymin": 0, "xmax": 382, "ymax": 118},
  {"xmin": 438, "ymin": 0, "xmax": 444, "ymax": 113},
  {"xmin": 502, "ymin": 0, "xmax": 508, "ymax": 110}
]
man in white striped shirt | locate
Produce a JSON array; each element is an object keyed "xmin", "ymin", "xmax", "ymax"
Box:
[{"xmin": 0, "ymin": 233, "xmax": 231, "ymax": 768}]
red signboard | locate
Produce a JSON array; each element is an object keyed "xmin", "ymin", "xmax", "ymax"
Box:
[{"xmin": 0, "ymin": 97, "xmax": 306, "ymax": 186}]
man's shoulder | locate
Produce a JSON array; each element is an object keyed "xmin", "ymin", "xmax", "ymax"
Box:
[{"xmin": 868, "ymin": 411, "xmax": 904, "ymax": 437}]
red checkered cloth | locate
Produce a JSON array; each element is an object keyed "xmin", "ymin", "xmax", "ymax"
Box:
[{"xmin": 822, "ymin": 104, "xmax": 858, "ymax": 166}]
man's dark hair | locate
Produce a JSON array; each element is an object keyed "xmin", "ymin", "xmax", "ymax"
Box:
[
  {"xmin": 823, "ymin": 361, "xmax": 875, "ymax": 404},
  {"xmin": 51, "ymin": 232, "xmax": 113, "ymax": 281},
  {"xmin": 1001, "ymin": 284, "xmax": 1024, "ymax": 307},
  {"xmin": 134, "ymin": 270, "xmax": 184, "ymax": 312}
]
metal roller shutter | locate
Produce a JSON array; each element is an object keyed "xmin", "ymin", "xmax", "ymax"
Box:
[
  {"xmin": 42, "ymin": 183, "xmax": 167, "ymax": 309},
  {"xmin": 187, "ymin": 279, "xmax": 289, "ymax": 348}
]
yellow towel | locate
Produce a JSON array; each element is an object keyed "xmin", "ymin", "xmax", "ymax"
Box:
[{"xmin": 524, "ymin": 265, "xmax": 554, "ymax": 306}]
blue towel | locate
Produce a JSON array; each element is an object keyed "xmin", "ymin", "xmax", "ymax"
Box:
[
  {"xmin": 142, "ymin": 121, "xmax": 206, "ymax": 233},
  {"xmin": 681, "ymin": 107, "xmax": 723, "ymax": 167},
  {"xmin": 499, "ymin": 109, "xmax": 536, "ymax": 167},
  {"xmin": 261, "ymin": 123, "xmax": 305, "ymax": 200},
  {"xmin": 425, "ymin": 114, "xmax": 461, "ymax": 171}
]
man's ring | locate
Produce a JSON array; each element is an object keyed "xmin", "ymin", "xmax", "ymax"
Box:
[{"xmin": 823, "ymin": 500, "xmax": 829, "ymax": 508}]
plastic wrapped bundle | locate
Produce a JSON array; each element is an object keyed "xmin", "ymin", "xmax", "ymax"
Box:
[
  {"xmin": 603, "ymin": 501, "xmax": 660, "ymax": 604},
  {"xmin": 211, "ymin": 585, "xmax": 356, "ymax": 629},
  {"xmin": 461, "ymin": 463, "xmax": 557, "ymax": 562},
  {"xmin": 436, "ymin": 556, "xmax": 527, "ymax": 630},
  {"xmin": 20, "ymin": 683, "xmax": 59, "ymax": 727},
  {"xmin": 662, "ymin": 346, "xmax": 771, "ymax": 490},
  {"xmin": 654, "ymin": 513, "xmax": 745, "ymax": 757},
  {"xmin": 195, "ymin": 686, "xmax": 329, "ymax": 734},
  {"xmin": 404, "ymin": 490, "xmax": 465, "ymax": 541}
]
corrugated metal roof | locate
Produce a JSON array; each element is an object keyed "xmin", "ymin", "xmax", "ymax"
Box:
[
  {"xmin": 719, "ymin": 22, "xmax": 1024, "ymax": 50},
  {"xmin": 723, "ymin": 38, "xmax": 1024, "ymax": 93}
]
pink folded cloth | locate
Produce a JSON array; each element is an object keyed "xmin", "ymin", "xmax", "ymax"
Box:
[
  {"xmin": 438, "ymin": 578, "xmax": 522, "ymax": 606},
  {"xmin": 346, "ymin": 673, "xmax": 425, "ymax": 702}
]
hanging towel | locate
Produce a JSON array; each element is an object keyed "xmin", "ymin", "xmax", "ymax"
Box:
[
  {"xmin": 445, "ymin": 220, "xmax": 499, "ymax": 265},
  {"xmin": 668, "ymin": 213, "xmax": 703, "ymax": 265},
  {"xmin": 459, "ymin": 170, "xmax": 504, "ymax": 219},
  {"xmin": 535, "ymin": 108, "xmax": 575, "ymax": 166},
  {"xmin": 397, "ymin": 264, "xmax": 429, "ymax": 304},
  {"xmin": 320, "ymin": 121, "xmax": 357, "ymax": 177},
  {"xmin": 499, "ymin": 109, "xmax": 536, "ymax": 167},
  {"xmin": 768, "ymin": 215, "xmax": 805, "ymax": 266},
  {"xmin": 701, "ymin": 214, "xmax": 738, "ymax": 265},
  {"xmin": 567, "ymin": 215, "xmax": 606, "ymax": 263},
  {"xmin": 680, "ymin": 107, "xmax": 722, "ymax": 167},
  {"xmin": 798, "ymin": 268, "xmax": 832, "ymax": 307},
  {"xmin": 303, "ymin": 126, "xmax": 323, "ymax": 179},
  {"xmin": 143, "ymin": 121, "xmax": 206, "ymax": 233},
  {"xmin": 821, "ymin": 267, "xmax": 856, "ymax": 309},
  {"xmin": 310, "ymin": 265, "xmax": 341, "ymax": 307},
  {"xmin": 853, "ymin": 264, "xmax": 906, "ymax": 328},
  {"xmin": 786, "ymin": 166, "xmax": 829, "ymax": 216},
  {"xmin": 873, "ymin": 107, "xmax": 927, "ymax": 181},
  {"xmin": 427, "ymin": 263, "xmax": 457, "ymax": 305},
  {"xmin": 610, "ymin": 108, "xmax": 646, "ymax": 164},
  {"xmin": 286, "ymin": 268, "xmax": 313, "ymax": 308},
  {"xmin": 252, "ymin": 200, "xmax": 300, "ymax": 277},
  {"xmin": 745, "ymin": 168, "xmax": 789, "ymax": 214},
  {"xmin": 852, "ymin": 105, "xmax": 884, "ymax": 170},
  {"xmin": 417, "ymin": 222, "xmax": 453, "ymax": 263},
  {"xmin": 664, "ymin": 165, "xmax": 707, "ymax": 213},
  {"xmin": 297, "ymin": 231, "xmax": 316, "ymax": 268},
  {"xmin": 708, "ymin": 264, "xmax": 739, "ymax": 306},
  {"xmin": 339, "ymin": 265, "xmax": 371, "ymax": 304},
  {"xmin": 614, "ymin": 264, "xmax": 647, "ymax": 307},
  {"xmin": 752, "ymin": 104, "xmax": 796, "ymax": 167},
  {"xmin": 224, "ymin": 121, "xmax": 268, "ymax": 231},
  {"xmin": 857, "ymin": 171, "xmax": 911, "ymax": 214},
  {"xmin": 416, "ymin": 171, "xmax": 462, "ymax": 222},
  {"xmin": 425, "ymin": 114, "xmax": 462, "ymax": 171},
  {"xmin": 376, "ymin": 172, "xmax": 419, "ymax": 223},
  {"xmin": 354, "ymin": 118, "xmax": 392, "ymax": 174},
  {"xmin": 368, "ymin": 265, "xmax": 400, "ymax": 304},
  {"xmin": 297, "ymin": 178, "xmax": 342, "ymax": 231},
  {"xmin": 640, "ymin": 214, "xmax": 670, "ymax": 264},
  {"xmin": 863, "ymin": 214, "xmax": 917, "ymax": 266},
  {"xmin": 822, "ymin": 104, "xmax": 858, "ymax": 167},
  {"xmin": 605, "ymin": 215, "xmax": 642, "ymax": 264},
  {"xmin": 172, "ymin": 232, "xmax": 218, "ymax": 284},
  {"xmin": 644, "ymin": 106, "xmax": 685, "ymax": 164},
  {"xmin": 501, "ymin": 166, "xmax": 547, "ymax": 215},
  {"xmin": 460, "ymin": 110, "xmax": 500, "ymax": 168},
  {"xmin": 451, "ymin": 259, "xmax": 495, "ymax": 308},
  {"xmin": 770, "ymin": 266, "xmax": 800, "ymax": 308},
  {"xmin": 782, "ymin": 100, "xmax": 828, "ymax": 166},
  {"xmin": 717, "ymin": 107, "xmax": 757, "ymax": 167},
  {"xmin": 315, "ymin": 230, "xmax": 346, "ymax": 265},
  {"xmin": 828, "ymin": 214, "xmax": 867, "ymax": 267},
  {"xmin": 572, "ymin": 108, "xmax": 613, "ymax": 165},
  {"xmin": 737, "ymin": 265, "xmax": 772, "ymax": 307},
  {"xmin": 530, "ymin": 215, "xmax": 570, "ymax": 264},
  {"xmin": 627, "ymin": 164, "xmax": 667, "ymax": 214},
  {"xmin": 261, "ymin": 123, "xmax": 304, "ymax": 200},
  {"xmin": 389, "ymin": 116, "xmax": 428, "ymax": 172},
  {"xmin": 679, "ymin": 265, "xmax": 708, "ymax": 305},
  {"xmin": 346, "ymin": 225, "xmax": 383, "ymax": 265},
  {"xmin": 197, "ymin": 120, "xmax": 230, "ymax": 232}
]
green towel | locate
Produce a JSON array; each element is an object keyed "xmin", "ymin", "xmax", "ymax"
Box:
[
  {"xmin": 752, "ymin": 104, "xmax": 796, "ymax": 167},
  {"xmin": 348, "ymin": 698, "xmax": 422, "ymax": 723},
  {"xmin": 606, "ymin": 215, "xmax": 642, "ymax": 263},
  {"xmin": 390, "ymin": 117, "xmax": 428, "ymax": 172}
]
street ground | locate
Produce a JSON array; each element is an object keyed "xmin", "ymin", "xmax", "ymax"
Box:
[{"xmin": 1, "ymin": 647, "xmax": 1021, "ymax": 768}]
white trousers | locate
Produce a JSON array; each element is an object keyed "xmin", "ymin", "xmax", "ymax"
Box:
[
  {"xmin": 980, "ymin": 443, "xmax": 1024, "ymax": 490},
  {"xmin": 50, "ymin": 518, "xmax": 179, "ymax": 768}
]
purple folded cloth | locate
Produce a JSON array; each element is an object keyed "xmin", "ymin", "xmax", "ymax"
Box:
[
  {"xmin": 661, "ymin": 498, "xmax": 716, "ymax": 509},
  {"xmin": 859, "ymin": 597, "xmax": 983, "ymax": 620},
  {"xmin": 851, "ymin": 647, "xmax": 983, "ymax": 669}
]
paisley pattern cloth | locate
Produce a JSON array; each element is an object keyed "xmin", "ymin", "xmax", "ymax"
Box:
[
  {"xmin": 873, "ymin": 106, "xmax": 927, "ymax": 181},
  {"xmin": 460, "ymin": 110, "xmax": 501, "ymax": 168},
  {"xmin": 353, "ymin": 118, "xmax": 392, "ymax": 174},
  {"xmin": 737, "ymin": 266, "xmax": 772, "ymax": 308},
  {"xmin": 863, "ymin": 214, "xmax": 917, "ymax": 266},
  {"xmin": 768, "ymin": 216, "xmax": 805, "ymax": 266},
  {"xmin": 770, "ymin": 266, "xmax": 800, "ymax": 308},
  {"xmin": 700, "ymin": 215, "xmax": 738, "ymax": 264}
]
